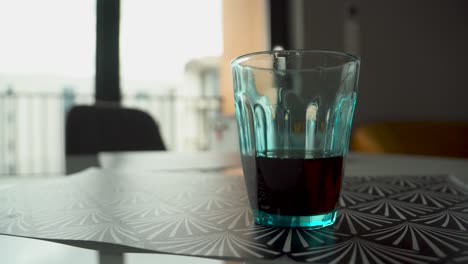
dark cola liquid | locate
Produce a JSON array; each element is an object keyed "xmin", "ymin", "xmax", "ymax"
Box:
[{"xmin": 242, "ymin": 152, "xmax": 344, "ymax": 216}]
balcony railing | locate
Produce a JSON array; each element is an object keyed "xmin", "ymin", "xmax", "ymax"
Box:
[{"xmin": 0, "ymin": 89, "xmax": 222, "ymax": 176}]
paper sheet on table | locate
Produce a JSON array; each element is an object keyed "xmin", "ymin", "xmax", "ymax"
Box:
[
  {"xmin": 99, "ymin": 151, "xmax": 241, "ymax": 171},
  {"xmin": 1, "ymin": 168, "xmax": 468, "ymax": 263}
]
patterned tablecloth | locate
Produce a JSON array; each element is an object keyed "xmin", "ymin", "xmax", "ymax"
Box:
[{"xmin": 0, "ymin": 168, "xmax": 467, "ymax": 263}]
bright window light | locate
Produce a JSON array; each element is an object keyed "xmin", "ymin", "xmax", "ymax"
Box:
[
  {"xmin": 0, "ymin": 0, "xmax": 223, "ymax": 81},
  {"xmin": 0, "ymin": 0, "xmax": 96, "ymax": 77},
  {"xmin": 120, "ymin": 0, "xmax": 223, "ymax": 81}
]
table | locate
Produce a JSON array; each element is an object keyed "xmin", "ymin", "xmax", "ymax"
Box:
[
  {"xmin": 99, "ymin": 151, "xmax": 468, "ymax": 183},
  {"xmin": 99, "ymin": 151, "xmax": 241, "ymax": 171},
  {"xmin": 1, "ymin": 151, "xmax": 468, "ymax": 263},
  {"xmin": 0, "ymin": 177, "xmax": 238, "ymax": 264},
  {"xmin": 0, "ymin": 234, "xmax": 233, "ymax": 264}
]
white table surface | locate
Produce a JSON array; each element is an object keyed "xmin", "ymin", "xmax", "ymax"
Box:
[
  {"xmin": 99, "ymin": 151, "xmax": 242, "ymax": 171},
  {"xmin": 99, "ymin": 151, "xmax": 468, "ymax": 183},
  {"xmin": 0, "ymin": 232, "xmax": 233, "ymax": 264},
  {"xmin": 1, "ymin": 151, "xmax": 468, "ymax": 264},
  {"xmin": 347, "ymin": 152, "xmax": 468, "ymax": 182}
]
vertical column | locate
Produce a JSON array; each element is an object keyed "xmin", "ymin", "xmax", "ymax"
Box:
[
  {"xmin": 95, "ymin": 0, "xmax": 121, "ymax": 103},
  {"xmin": 220, "ymin": 0, "xmax": 268, "ymax": 114}
]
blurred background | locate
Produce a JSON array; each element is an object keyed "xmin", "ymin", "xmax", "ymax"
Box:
[{"xmin": 1, "ymin": 0, "xmax": 467, "ymax": 176}]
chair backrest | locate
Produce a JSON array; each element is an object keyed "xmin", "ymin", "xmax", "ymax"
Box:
[{"xmin": 66, "ymin": 105, "xmax": 166, "ymax": 155}]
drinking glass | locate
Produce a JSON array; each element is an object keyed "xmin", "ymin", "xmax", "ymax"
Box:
[{"xmin": 231, "ymin": 50, "xmax": 360, "ymax": 228}]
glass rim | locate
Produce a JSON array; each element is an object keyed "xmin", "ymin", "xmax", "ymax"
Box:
[{"xmin": 231, "ymin": 49, "xmax": 360, "ymax": 72}]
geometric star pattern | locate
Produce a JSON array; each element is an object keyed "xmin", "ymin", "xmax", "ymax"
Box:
[{"xmin": 0, "ymin": 168, "xmax": 467, "ymax": 263}]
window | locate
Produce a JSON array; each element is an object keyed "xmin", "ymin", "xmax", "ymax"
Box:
[
  {"xmin": 0, "ymin": 0, "xmax": 224, "ymax": 175},
  {"xmin": 0, "ymin": 0, "xmax": 95, "ymax": 87},
  {"xmin": 120, "ymin": 0, "xmax": 222, "ymax": 83}
]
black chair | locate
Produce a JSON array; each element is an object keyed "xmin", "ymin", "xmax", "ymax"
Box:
[{"xmin": 65, "ymin": 104, "xmax": 166, "ymax": 173}]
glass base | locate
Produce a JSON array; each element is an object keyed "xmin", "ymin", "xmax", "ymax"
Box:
[{"xmin": 254, "ymin": 209, "xmax": 337, "ymax": 229}]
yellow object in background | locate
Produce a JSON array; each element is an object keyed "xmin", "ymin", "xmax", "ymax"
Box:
[{"xmin": 351, "ymin": 122, "xmax": 468, "ymax": 158}]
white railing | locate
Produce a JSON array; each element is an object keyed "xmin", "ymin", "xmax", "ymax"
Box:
[{"xmin": 0, "ymin": 89, "xmax": 222, "ymax": 176}]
